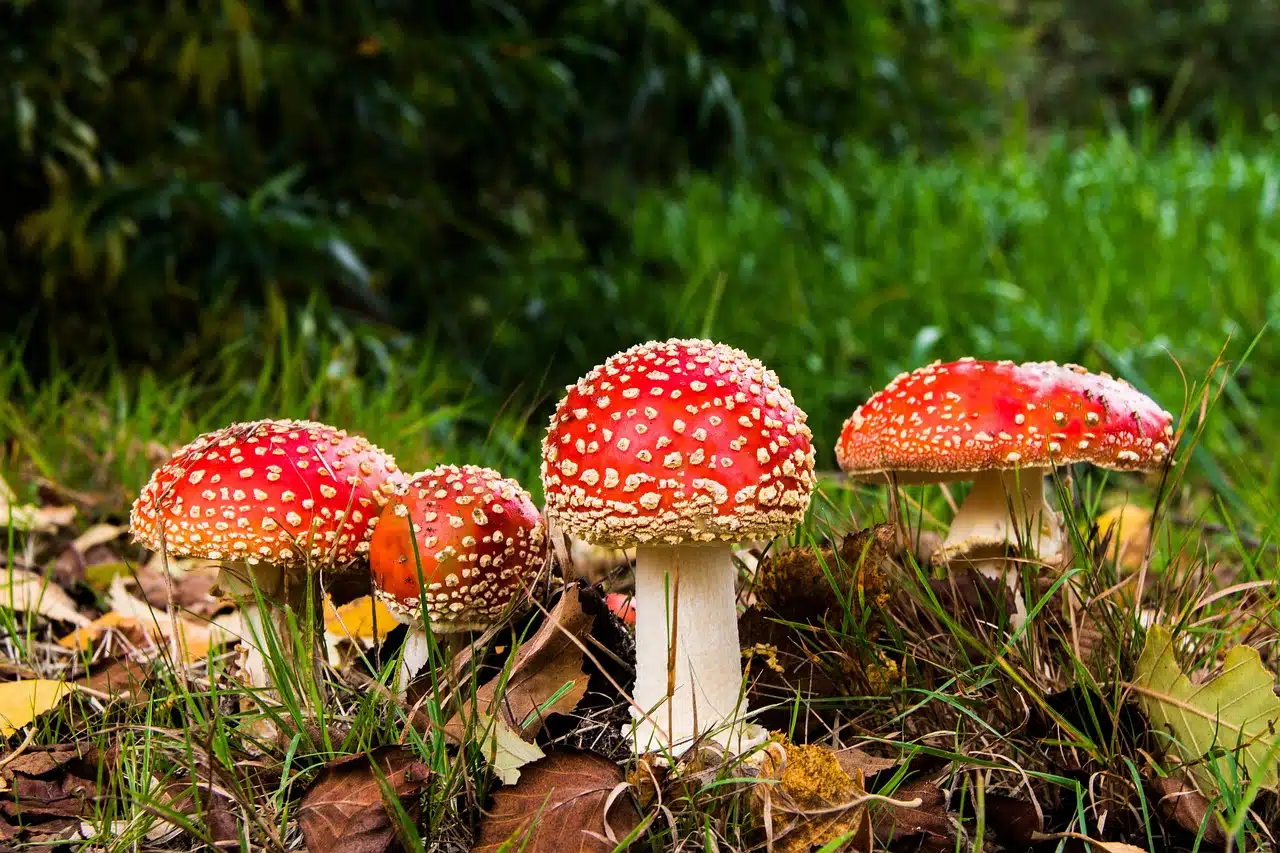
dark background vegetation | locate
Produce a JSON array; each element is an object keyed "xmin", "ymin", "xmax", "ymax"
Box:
[{"xmin": 4, "ymin": 0, "xmax": 1279, "ymax": 463}]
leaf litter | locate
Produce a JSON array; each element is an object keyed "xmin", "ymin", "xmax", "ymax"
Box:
[{"xmin": 2, "ymin": 438, "xmax": 1278, "ymax": 853}]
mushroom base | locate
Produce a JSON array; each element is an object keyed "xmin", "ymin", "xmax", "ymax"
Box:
[
  {"xmin": 629, "ymin": 543, "xmax": 762, "ymax": 756},
  {"xmin": 931, "ymin": 468, "xmax": 1068, "ymax": 629},
  {"xmin": 216, "ymin": 562, "xmax": 326, "ymax": 702}
]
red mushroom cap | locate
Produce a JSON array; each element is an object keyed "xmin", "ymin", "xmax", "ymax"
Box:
[
  {"xmin": 836, "ymin": 358, "xmax": 1176, "ymax": 482},
  {"xmin": 368, "ymin": 464, "xmax": 547, "ymax": 632},
  {"xmin": 541, "ymin": 338, "xmax": 817, "ymax": 548},
  {"xmin": 129, "ymin": 419, "xmax": 405, "ymax": 565}
]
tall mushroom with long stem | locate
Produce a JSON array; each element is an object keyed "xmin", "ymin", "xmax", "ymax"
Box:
[
  {"xmin": 541, "ymin": 338, "xmax": 816, "ymax": 756},
  {"xmin": 368, "ymin": 464, "xmax": 548, "ymax": 693},
  {"xmin": 836, "ymin": 358, "xmax": 1175, "ymax": 626},
  {"xmin": 129, "ymin": 419, "xmax": 404, "ymax": 699}
]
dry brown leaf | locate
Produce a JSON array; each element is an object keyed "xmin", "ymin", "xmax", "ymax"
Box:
[
  {"xmin": 869, "ymin": 780, "xmax": 952, "ymax": 849},
  {"xmin": 833, "ymin": 747, "xmax": 899, "ymax": 778},
  {"xmin": 79, "ymin": 657, "xmax": 151, "ymax": 699},
  {"xmin": 297, "ymin": 745, "xmax": 431, "ymax": 853},
  {"xmin": 58, "ymin": 576, "xmax": 240, "ymax": 664},
  {"xmin": 0, "ymin": 680, "xmax": 73, "ymax": 736},
  {"xmin": 0, "ymin": 568, "xmax": 89, "ymax": 626},
  {"xmin": 474, "ymin": 749, "xmax": 641, "ymax": 852},
  {"xmin": 1098, "ymin": 503, "xmax": 1153, "ymax": 572},
  {"xmin": 445, "ymin": 586, "xmax": 591, "ymax": 742},
  {"xmin": 753, "ymin": 737, "xmax": 873, "ymax": 853},
  {"xmin": 1151, "ymin": 774, "xmax": 1227, "ymax": 846}
]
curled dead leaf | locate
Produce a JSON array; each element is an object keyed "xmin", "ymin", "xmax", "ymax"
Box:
[
  {"xmin": 474, "ymin": 749, "xmax": 641, "ymax": 852},
  {"xmin": 444, "ymin": 586, "xmax": 591, "ymax": 743},
  {"xmin": 0, "ymin": 568, "xmax": 89, "ymax": 626},
  {"xmin": 1150, "ymin": 774, "xmax": 1227, "ymax": 846},
  {"xmin": 297, "ymin": 745, "xmax": 431, "ymax": 853}
]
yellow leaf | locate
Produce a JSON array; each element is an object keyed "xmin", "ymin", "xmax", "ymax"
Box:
[
  {"xmin": 0, "ymin": 568, "xmax": 89, "ymax": 626},
  {"xmin": 474, "ymin": 712, "xmax": 545, "ymax": 785},
  {"xmin": 1098, "ymin": 503, "xmax": 1153, "ymax": 572},
  {"xmin": 323, "ymin": 595, "xmax": 397, "ymax": 645},
  {"xmin": 0, "ymin": 680, "xmax": 72, "ymax": 736},
  {"xmin": 92, "ymin": 576, "xmax": 241, "ymax": 664},
  {"xmin": 57, "ymin": 611, "xmax": 137, "ymax": 650},
  {"xmin": 1133, "ymin": 624, "xmax": 1280, "ymax": 795}
]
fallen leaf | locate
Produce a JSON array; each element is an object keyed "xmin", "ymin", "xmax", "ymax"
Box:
[
  {"xmin": 869, "ymin": 780, "xmax": 952, "ymax": 850},
  {"xmin": 474, "ymin": 712, "xmax": 547, "ymax": 785},
  {"xmin": 133, "ymin": 557, "xmax": 224, "ymax": 616},
  {"xmin": 982, "ymin": 793, "xmax": 1042, "ymax": 846},
  {"xmin": 70, "ymin": 523, "xmax": 126, "ymax": 554},
  {"xmin": 752, "ymin": 737, "xmax": 872, "ymax": 853},
  {"xmin": 1098, "ymin": 503, "xmax": 1153, "ymax": 572},
  {"xmin": 474, "ymin": 749, "xmax": 641, "ymax": 852},
  {"xmin": 57, "ymin": 611, "xmax": 144, "ymax": 651},
  {"xmin": 834, "ymin": 747, "xmax": 900, "ymax": 778},
  {"xmin": 79, "ymin": 657, "xmax": 151, "ymax": 699},
  {"xmin": 0, "ymin": 501, "xmax": 76, "ymax": 534},
  {"xmin": 324, "ymin": 595, "xmax": 397, "ymax": 645},
  {"xmin": 297, "ymin": 745, "xmax": 430, "ymax": 853},
  {"xmin": 1150, "ymin": 774, "xmax": 1227, "ymax": 846},
  {"xmin": 1133, "ymin": 624, "xmax": 1280, "ymax": 794},
  {"xmin": 445, "ymin": 586, "xmax": 591, "ymax": 742},
  {"xmin": 60, "ymin": 577, "xmax": 241, "ymax": 664},
  {"xmin": 0, "ymin": 680, "xmax": 72, "ymax": 736},
  {"xmin": 0, "ymin": 568, "xmax": 90, "ymax": 626},
  {"xmin": 81, "ymin": 561, "xmax": 133, "ymax": 593}
]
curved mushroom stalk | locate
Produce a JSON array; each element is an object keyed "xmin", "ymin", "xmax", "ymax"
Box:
[{"xmin": 631, "ymin": 543, "xmax": 765, "ymax": 755}]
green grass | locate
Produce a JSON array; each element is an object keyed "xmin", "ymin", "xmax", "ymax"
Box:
[{"xmin": 3, "ymin": 130, "xmax": 1280, "ymax": 851}]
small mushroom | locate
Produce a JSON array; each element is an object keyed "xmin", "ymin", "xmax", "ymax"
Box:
[
  {"xmin": 368, "ymin": 464, "xmax": 548, "ymax": 692},
  {"xmin": 129, "ymin": 419, "xmax": 404, "ymax": 696},
  {"xmin": 836, "ymin": 358, "xmax": 1174, "ymax": 627},
  {"xmin": 541, "ymin": 338, "xmax": 817, "ymax": 755}
]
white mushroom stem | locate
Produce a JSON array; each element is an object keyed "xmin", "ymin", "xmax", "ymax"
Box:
[
  {"xmin": 934, "ymin": 467, "xmax": 1066, "ymax": 629},
  {"xmin": 216, "ymin": 562, "xmax": 326, "ymax": 702},
  {"xmin": 630, "ymin": 543, "xmax": 762, "ymax": 755}
]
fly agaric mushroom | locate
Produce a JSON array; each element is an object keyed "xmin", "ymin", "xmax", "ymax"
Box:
[
  {"xmin": 130, "ymin": 419, "xmax": 404, "ymax": 693},
  {"xmin": 541, "ymin": 338, "xmax": 816, "ymax": 755},
  {"xmin": 369, "ymin": 464, "xmax": 548, "ymax": 690},
  {"xmin": 836, "ymin": 358, "xmax": 1174, "ymax": 625}
]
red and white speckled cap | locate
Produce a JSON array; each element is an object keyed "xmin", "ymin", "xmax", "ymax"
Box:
[
  {"xmin": 541, "ymin": 338, "xmax": 817, "ymax": 548},
  {"xmin": 369, "ymin": 464, "xmax": 547, "ymax": 632},
  {"xmin": 836, "ymin": 358, "xmax": 1176, "ymax": 483},
  {"xmin": 129, "ymin": 419, "xmax": 405, "ymax": 565}
]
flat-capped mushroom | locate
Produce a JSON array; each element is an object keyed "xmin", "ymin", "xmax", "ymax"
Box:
[
  {"xmin": 541, "ymin": 338, "xmax": 817, "ymax": 755},
  {"xmin": 836, "ymin": 358, "xmax": 1174, "ymax": 625},
  {"xmin": 130, "ymin": 419, "xmax": 404, "ymax": 694},
  {"xmin": 369, "ymin": 464, "xmax": 548, "ymax": 690}
]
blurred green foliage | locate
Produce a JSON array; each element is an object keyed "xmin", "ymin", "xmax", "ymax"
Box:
[
  {"xmin": 1, "ymin": 0, "xmax": 1018, "ymax": 374},
  {"xmin": 3, "ymin": 1, "xmax": 1278, "ymax": 493}
]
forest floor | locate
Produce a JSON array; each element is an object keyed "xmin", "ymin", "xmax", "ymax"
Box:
[{"xmin": 1, "ymin": 338, "xmax": 1276, "ymax": 852}]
